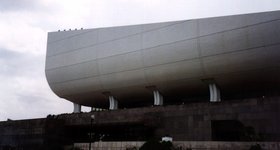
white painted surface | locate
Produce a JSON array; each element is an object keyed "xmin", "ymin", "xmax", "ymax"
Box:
[{"xmin": 45, "ymin": 11, "xmax": 280, "ymax": 107}]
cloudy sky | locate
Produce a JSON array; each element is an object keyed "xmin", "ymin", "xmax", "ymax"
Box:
[{"xmin": 0, "ymin": 0, "xmax": 280, "ymax": 121}]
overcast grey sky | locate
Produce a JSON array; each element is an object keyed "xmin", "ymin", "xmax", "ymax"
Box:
[{"xmin": 0, "ymin": 0, "xmax": 280, "ymax": 121}]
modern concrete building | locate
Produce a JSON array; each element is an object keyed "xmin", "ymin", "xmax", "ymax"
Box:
[
  {"xmin": 46, "ymin": 10, "xmax": 280, "ymax": 112},
  {"xmin": 1, "ymin": 10, "xmax": 280, "ymax": 150}
]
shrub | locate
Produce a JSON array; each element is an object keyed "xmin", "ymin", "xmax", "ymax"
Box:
[
  {"xmin": 126, "ymin": 146, "xmax": 138, "ymax": 150},
  {"xmin": 249, "ymin": 144, "xmax": 262, "ymax": 150},
  {"xmin": 139, "ymin": 139, "xmax": 173, "ymax": 150}
]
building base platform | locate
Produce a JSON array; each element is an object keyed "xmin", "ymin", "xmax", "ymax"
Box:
[{"xmin": 0, "ymin": 96, "xmax": 280, "ymax": 149}]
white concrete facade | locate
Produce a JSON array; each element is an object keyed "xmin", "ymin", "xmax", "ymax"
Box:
[{"xmin": 45, "ymin": 11, "xmax": 280, "ymax": 108}]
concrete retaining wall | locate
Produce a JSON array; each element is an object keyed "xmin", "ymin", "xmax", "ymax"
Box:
[
  {"xmin": 1, "ymin": 96, "xmax": 280, "ymax": 149},
  {"xmin": 75, "ymin": 141, "xmax": 280, "ymax": 150},
  {"xmin": 60, "ymin": 96, "xmax": 280, "ymax": 141},
  {"xmin": 75, "ymin": 142, "xmax": 143, "ymax": 150}
]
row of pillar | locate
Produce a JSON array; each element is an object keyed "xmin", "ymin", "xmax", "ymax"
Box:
[{"xmin": 73, "ymin": 83, "xmax": 221, "ymax": 113}]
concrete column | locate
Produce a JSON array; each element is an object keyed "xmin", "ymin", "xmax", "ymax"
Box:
[
  {"xmin": 73, "ymin": 103, "xmax": 81, "ymax": 113},
  {"xmin": 209, "ymin": 83, "xmax": 221, "ymax": 102},
  {"xmin": 109, "ymin": 96, "xmax": 118, "ymax": 110},
  {"xmin": 153, "ymin": 90, "xmax": 163, "ymax": 106}
]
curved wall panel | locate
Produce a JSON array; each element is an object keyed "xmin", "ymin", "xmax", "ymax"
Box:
[{"xmin": 46, "ymin": 11, "xmax": 280, "ymax": 107}]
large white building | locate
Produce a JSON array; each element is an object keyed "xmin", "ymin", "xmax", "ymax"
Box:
[{"xmin": 46, "ymin": 11, "xmax": 280, "ymax": 112}]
